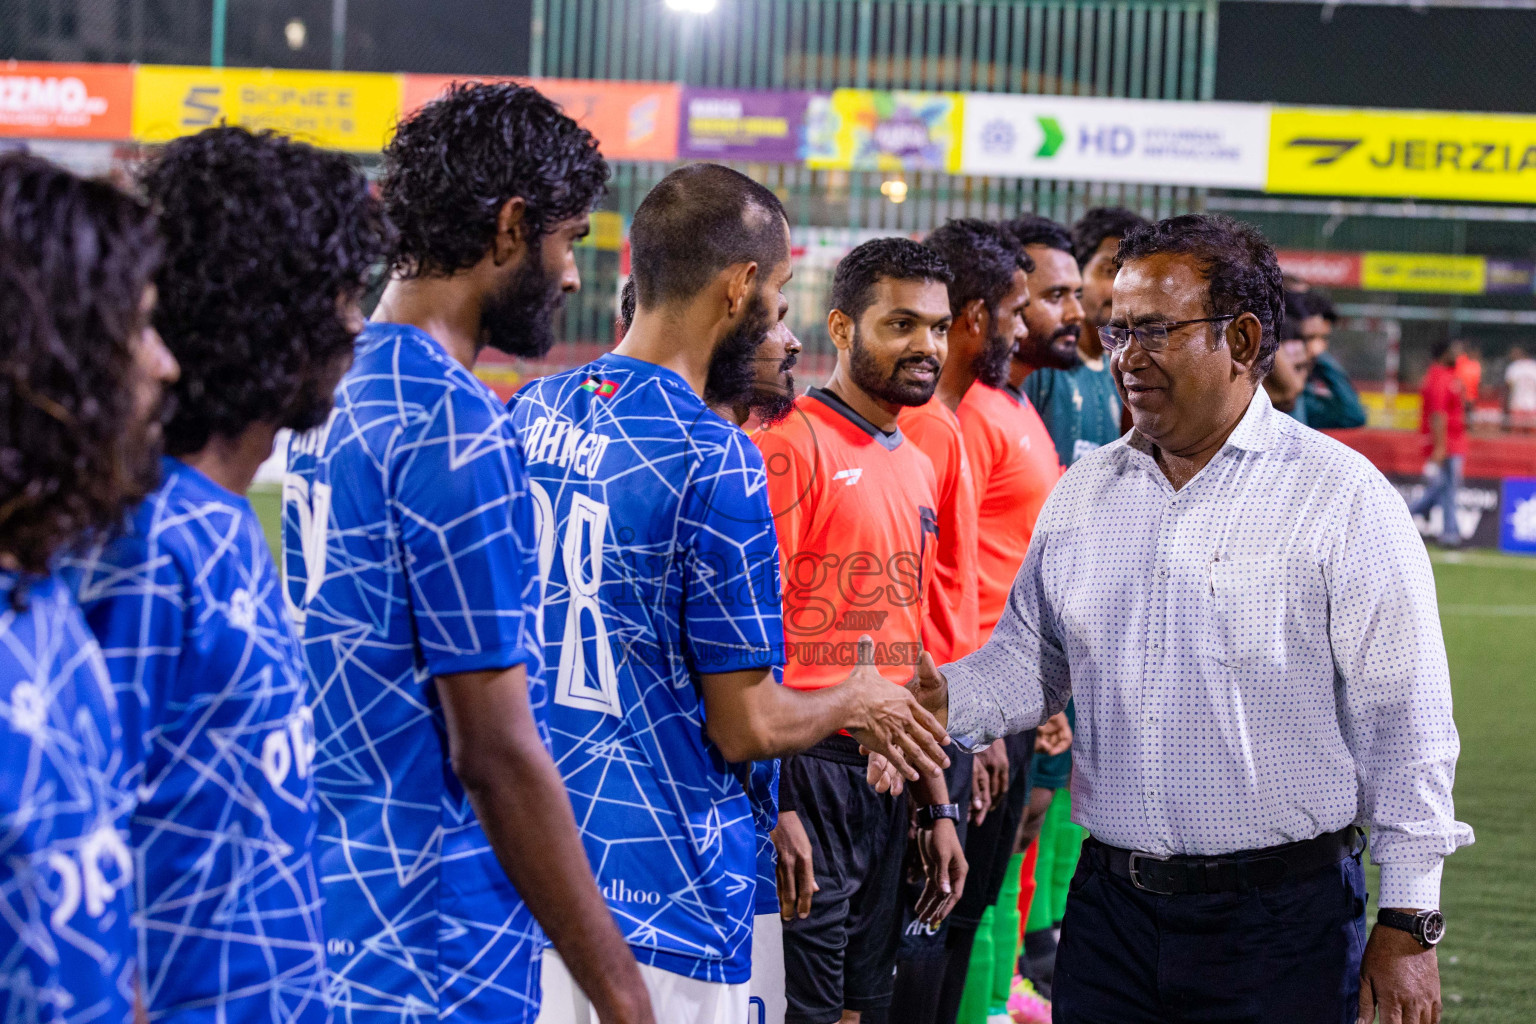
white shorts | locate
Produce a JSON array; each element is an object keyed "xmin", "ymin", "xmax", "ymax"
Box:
[
  {"xmin": 535, "ymin": 949, "xmax": 749, "ymax": 1024},
  {"xmin": 748, "ymin": 914, "xmax": 786, "ymax": 1024}
]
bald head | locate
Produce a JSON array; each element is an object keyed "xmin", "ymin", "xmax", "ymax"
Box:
[{"xmin": 629, "ymin": 163, "xmax": 789, "ymax": 309}]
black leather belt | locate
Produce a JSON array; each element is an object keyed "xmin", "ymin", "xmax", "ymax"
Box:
[{"xmin": 1084, "ymin": 826, "xmax": 1364, "ymax": 896}]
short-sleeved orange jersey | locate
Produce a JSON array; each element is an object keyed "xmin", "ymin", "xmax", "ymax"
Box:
[
  {"xmin": 754, "ymin": 387, "xmax": 939, "ymax": 691},
  {"xmin": 956, "ymin": 383, "xmax": 1063, "ymax": 641},
  {"xmin": 898, "ymin": 398, "xmax": 980, "ymax": 664}
]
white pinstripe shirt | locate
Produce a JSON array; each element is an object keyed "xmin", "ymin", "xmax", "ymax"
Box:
[{"xmin": 944, "ymin": 387, "xmax": 1473, "ymax": 908}]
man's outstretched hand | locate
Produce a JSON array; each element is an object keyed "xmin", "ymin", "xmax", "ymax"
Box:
[
  {"xmin": 842, "ymin": 637, "xmax": 951, "ymax": 781},
  {"xmin": 907, "ymin": 651, "xmax": 950, "ymax": 727}
]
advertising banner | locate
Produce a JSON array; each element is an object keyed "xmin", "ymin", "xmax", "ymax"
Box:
[
  {"xmin": 1359, "ymin": 252, "xmax": 1487, "ymax": 295},
  {"xmin": 805, "ymin": 90, "xmax": 963, "ymax": 172},
  {"xmin": 1276, "ymin": 250, "xmax": 1362, "ymax": 289},
  {"xmin": 0, "ymin": 62, "xmax": 133, "ymax": 139},
  {"xmin": 1500, "ymin": 478, "xmax": 1536, "ymax": 555},
  {"xmin": 1268, "ymin": 106, "xmax": 1536, "ymax": 203},
  {"xmin": 1484, "ymin": 259, "xmax": 1536, "ymax": 295},
  {"xmin": 131, "ymin": 66, "xmax": 399, "ymax": 151},
  {"xmin": 960, "ymin": 93, "xmax": 1270, "ymax": 188},
  {"xmin": 401, "ymin": 75, "xmax": 679, "ymax": 162},
  {"xmin": 678, "ymin": 88, "xmax": 811, "ymax": 163},
  {"xmin": 1390, "ymin": 474, "xmax": 1503, "ymax": 549}
]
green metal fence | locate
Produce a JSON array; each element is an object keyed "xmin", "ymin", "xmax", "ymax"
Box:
[{"xmin": 538, "ymin": 0, "xmax": 1219, "ymax": 356}]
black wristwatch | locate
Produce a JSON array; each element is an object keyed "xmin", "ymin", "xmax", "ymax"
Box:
[
  {"xmin": 1376, "ymin": 908, "xmax": 1445, "ymax": 949},
  {"xmin": 916, "ymin": 803, "xmax": 961, "ymax": 830}
]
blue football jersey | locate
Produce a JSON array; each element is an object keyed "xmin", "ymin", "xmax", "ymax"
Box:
[
  {"xmin": 0, "ymin": 572, "xmax": 135, "ymax": 1024},
  {"xmin": 508, "ymin": 353, "xmax": 785, "ymax": 984},
  {"xmin": 744, "ymin": 759, "xmax": 780, "ymax": 920},
  {"xmin": 283, "ymin": 323, "xmax": 547, "ymax": 1024},
  {"xmin": 66, "ymin": 458, "xmax": 327, "ymax": 1023}
]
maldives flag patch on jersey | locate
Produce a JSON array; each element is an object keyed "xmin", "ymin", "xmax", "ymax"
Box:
[{"xmin": 580, "ymin": 376, "xmax": 621, "ymax": 399}]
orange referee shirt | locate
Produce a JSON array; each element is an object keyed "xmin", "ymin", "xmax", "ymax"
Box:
[
  {"xmin": 755, "ymin": 387, "xmax": 939, "ymax": 691},
  {"xmin": 898, "ymin": 399, "xmax": 980, "ymax": 664},
  {"xmin": 956, "ymin": 383, "xmax": 1063, "ymax": 641}
]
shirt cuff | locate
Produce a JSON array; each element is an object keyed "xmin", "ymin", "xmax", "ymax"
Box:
[
  {"xmin": 940, "ymin": 660, "xmax": 992, "ymax": 754},
  {"xmin": 1378, "ymin": 859, "xmax": 1444, "ymax": 911}
]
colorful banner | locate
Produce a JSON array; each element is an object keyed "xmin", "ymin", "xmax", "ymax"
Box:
[
  {"xmin": 960, "ymin": 93, "xmax": 1269, "ymax": 189},
  {"xmin": 131, "ymin": 66, "xmax": 399, "ymax": 151},
  {"xmin": 677, "ymin": 88, "xmax": 812, "ymax": 163},
  {"xmin": 1276, "ymin": 249, "xmax": 1362, "ymax": 289},
  {"xmin": 1359, "ymin": 252, "xmax": 1486, "ymax": 294},
  {"xmin": 805, "ymin": 90, "xmax": 963, "ymax": 173},
  {"xmin": 1500, "ymin": 478, "xmax": 1536, "ymax": 556},
  {"xmin": 401, "ymin": 75, "xmax": 679, "ymax": 162},
  {"xmin": 0, "ymin": 62, "xmax": 133, "ymax": 139},
  {"xmin": 1268, "ymin": 106, "xmax": 1536, "ymax": 203}
]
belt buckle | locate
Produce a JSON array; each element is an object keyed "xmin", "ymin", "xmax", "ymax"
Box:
[{"xmin": 1127, "ymin": 851, "xmax": 1175, "ymax": 895}]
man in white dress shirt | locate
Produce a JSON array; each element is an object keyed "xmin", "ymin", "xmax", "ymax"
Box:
[{"xmin": 909, "ymin": 214, "xmax": 1471, "ymax": 1024}]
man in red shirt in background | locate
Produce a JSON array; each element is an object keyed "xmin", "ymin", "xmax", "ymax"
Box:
[
  {"xmin": 756, "ymin": 238, "xmax": 966, "ymax": 1024},
  {"xmin": 1411, "ymin": 338, "xmax": 1469, "ymax": 547}
]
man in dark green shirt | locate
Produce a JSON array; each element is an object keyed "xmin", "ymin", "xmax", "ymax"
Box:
[
  {"xmin": 1005, "ymin": 215, "xmax": 1123, "ymax": 466},
  {"xmin": 1293, "ymin": 290, "xmax": 1367, "ymax": 430}
]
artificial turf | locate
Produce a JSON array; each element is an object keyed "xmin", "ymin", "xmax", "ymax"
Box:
[{"xmin": 247, "ymin": 484, "xmax": 1535, "ymax": 1020}]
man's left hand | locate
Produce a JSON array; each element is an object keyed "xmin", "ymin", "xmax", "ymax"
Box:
[
  {"xmin": 914, "ymin": 819, "xmax": 967, "ymax": 926},
  {"xmin": 1358, "ymin": 919, "xmax": 1441, "ymax": 1024}
]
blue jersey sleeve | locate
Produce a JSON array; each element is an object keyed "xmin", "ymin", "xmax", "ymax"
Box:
[
  {"xmin": 679, "ymin": 427, "xmax": 785, "ymax": 675},
  {"xmin": 390, "ymin": 389, "xmax": 543, "ymax": 679}
]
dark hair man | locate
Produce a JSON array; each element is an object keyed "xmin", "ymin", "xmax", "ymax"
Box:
[
  {"xmin": 756, "ymin": 236, "xmax": 966, "ymax": 1024},
  {"xmin": 0, "ymin": 154, "xmax": 179, "ymax": 1022},
  {"xmin": 912, "ymin": 213, "xmax": 1470, "ymax": 1024},
  {"xmin": 1409, "ymin": 337, "xmax": 1469, "ymax": 548},
  {"xmin": 1071, "ymin": 206, "xmax": 1149, "ymax": 333},
  {"xmin": 1290, "ymin": 290, "xmax": 1367, "ymax": 430},
  {"xmin": 61, "ymin": 127, "xmax": 389, "ymax": 1022},
  {"xmin": 510, "ymin": 165, "xmax": 949, "ymax": 1024},
  {"xmin": 282, "ymin": 83, "xmax": 654, "ymax": 1024},
  {"xmin": 1264, "ymin": 298, "xmax": 1313, "ymax": 422}
]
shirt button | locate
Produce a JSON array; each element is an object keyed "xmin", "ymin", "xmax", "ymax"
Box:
[
  {"xmin": 1156, "ymin": 567, "xmax": 1169, "ymax": 580},
  {"xmin": 1149, "ymin": 641, "xmax": 1163, "ymax": 652},
  {"xmin": 1145, "ymin": 714, "xmax": 1157, "ymax": 724}
]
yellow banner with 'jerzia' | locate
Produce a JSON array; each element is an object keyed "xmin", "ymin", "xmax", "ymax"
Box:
[{"xmin": 1268, "ymin": 106, "xmax": 1536, "ymax": 204}]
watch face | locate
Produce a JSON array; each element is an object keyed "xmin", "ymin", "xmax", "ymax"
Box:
[{"xmin": 1422, "ymin": 911, "xmax": 1446, "ymax": 945}]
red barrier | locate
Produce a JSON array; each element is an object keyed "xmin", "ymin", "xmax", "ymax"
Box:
[{"xmin": 1322, "ymin": 428, "xmax": 1536, "ymax": 479}]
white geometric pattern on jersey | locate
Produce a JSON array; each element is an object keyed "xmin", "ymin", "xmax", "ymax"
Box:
[
  {"xmin": 510, "ymin": 355, "xmax": 784, "ymax": 984},
  {"xmin": 0, "ymin": 573, "xmax": 136, "ymax": 1024},
  {"xmin": 66, "ymin": 459, "xmax": 328, "ymax": 1022},
  {"xmin": 944, "ymin": 387, "xmax": 1473, "ymax": 910},
  {"xmin": 284, "ymin": 323, "xmax": 547, "ymax": 1024}
]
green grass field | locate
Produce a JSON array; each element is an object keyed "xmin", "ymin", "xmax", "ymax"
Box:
[{"xmin": 249, "ymin": 484, "xmax": 1535, "ymax": 1020}]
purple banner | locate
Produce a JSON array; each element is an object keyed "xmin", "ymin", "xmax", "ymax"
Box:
[
  {"xmin": 678, "ymin": 88, "xmax": 812, "ymax": 163},
  {"xmin": 1486, "ymin": 258, "xmax": 1536, "ymax": 295}
]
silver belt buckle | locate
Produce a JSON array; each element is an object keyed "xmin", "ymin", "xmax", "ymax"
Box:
[{"xmin": 1127, "ymin": 851, "xmax": 1175, "ymax": 895}]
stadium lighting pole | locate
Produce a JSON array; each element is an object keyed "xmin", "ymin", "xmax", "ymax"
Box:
[
  {"xmin": 210, "ymin": 0, "xmax": 226, "ymax": 66},
  {"xmin": 331, "ymin": 0, "xmax": 348, "ymax": 69}
]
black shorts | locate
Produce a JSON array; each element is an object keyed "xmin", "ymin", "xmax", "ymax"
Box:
[
  {"xmin": 782, "ymin": 735, "xmax": 910, "ymax": 1024},
  {"xmin": 949, "ymin": 729, "xmax": 1036, "ymax": 930}
]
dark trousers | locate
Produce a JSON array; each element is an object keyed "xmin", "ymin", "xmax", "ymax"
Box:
[{"xmin": 1054, "ymin": 845, "xmax": 1368, "ymax": 1024}]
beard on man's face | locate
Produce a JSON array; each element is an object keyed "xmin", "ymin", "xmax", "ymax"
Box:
[
  {"xmin": 482, "ymin": 240, "xmax": 566, "ymax": 359},
  {"xmin": 972, "ymin": 322, "xmax": 1016, "ymax": 389},
  {"xmin": 1024, "ymin": 323, "xmax": 1082, "ymax": 371},
  {"xmin": 849, "ymin": 326, "xmax": 941, "ymax": 407},
  {"xmin": 127, "ymin": 386, "xmax": 174, "ymax": 502},
  {"xmin": 749, "ymin": 352, "xmax": 798, "ymax": 426},
  {"xmin": 704, "ymin": 292, "xmax": 773, "ymax": 409}
]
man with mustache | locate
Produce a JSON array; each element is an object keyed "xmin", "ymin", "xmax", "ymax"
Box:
[
  {"xmin": 909, "ymin": 214, "xmax": 1469, "ymax": 1024},
  {"xmin": 513, "ymin": 167, "xmax": 950, "ymax": 1024},
  {"xmin": 0, "ymin": 152, "xmax": 179, "ymax": 1024},
  {"xmin": 754, "ymin": 237, "xmax": 966, "ymax": 1024},
  {"xmin": 66, "ymin": 126, "xmax": 390, "ymax": 1024},
  {"xmin": 283, "ymin": 83, "xmax": 654, "ymax": 1024}
]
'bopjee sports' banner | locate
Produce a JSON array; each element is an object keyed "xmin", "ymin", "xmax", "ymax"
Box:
[
  {"xmin": 960, "ymin": 93, "xmax": 1270, "ymax": 190},
  {"xmin": 401, "ymin": 75, "xmax": 680, "ymax": 162},
  {"xmin": 677, "ymin": 88, "xmax": 813, "ymax": 163}
]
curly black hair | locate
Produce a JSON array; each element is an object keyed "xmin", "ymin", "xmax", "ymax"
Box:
[
  {"xmin": 1071, "ymin": 206, "xmax": 1149, "ymax": 269},
  {"xmin": 0, "ymin": 153, "xmax": 163, "ymax": 575},
  {"xmin": 1117, "ymin": 213, "xmax": 1285, "ymax": 379},
  {"xmin": 1003, "ymin": 214, "xmax": 1073, "ymax": 255},
  {"xmin": 382, "ymin": 81, "xmax": 610, "ymax": 278},
  {"xmin": 829, "ymin": 237, "xmax": 953, "ymax": 323},
  {"xmin": 924, "ymin": 219, "xmax": 1032, "ymax": 319},
  {"xmin": 618, "ymin": 276, "xmax": 636, "ymax": 337},
  {"xmin": 140, "ymin": 126, "xmax": 393, "ymax": 455}
]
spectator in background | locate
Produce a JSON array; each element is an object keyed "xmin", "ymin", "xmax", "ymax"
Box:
[
  {"xmin": 1410, "ymin": 339, "xmax": 1468, "ymax": 547},
  {"xmin": 1263, "ymin": 312, "xmax": 1311, "ymax": 422},
  {"xmin": 1506, "ymin": 344, "xmax": 1536, "ymax": 432},
  {"xmin": 1453, "ymin": 341, "xmax": 1482, "ymax": 412},
  {"xmin": 1071, "ymin": 207, "xmax": 1149, "ymax": 335},
  {"xmin": 1292, "ymin": 290, "xmax": 1367, "ymax": 429}
]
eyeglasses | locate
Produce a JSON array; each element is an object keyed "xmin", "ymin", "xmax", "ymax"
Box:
[{"xmin": 1098, "ymin": 315, "xmax": 1236, "ymax": 353}]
